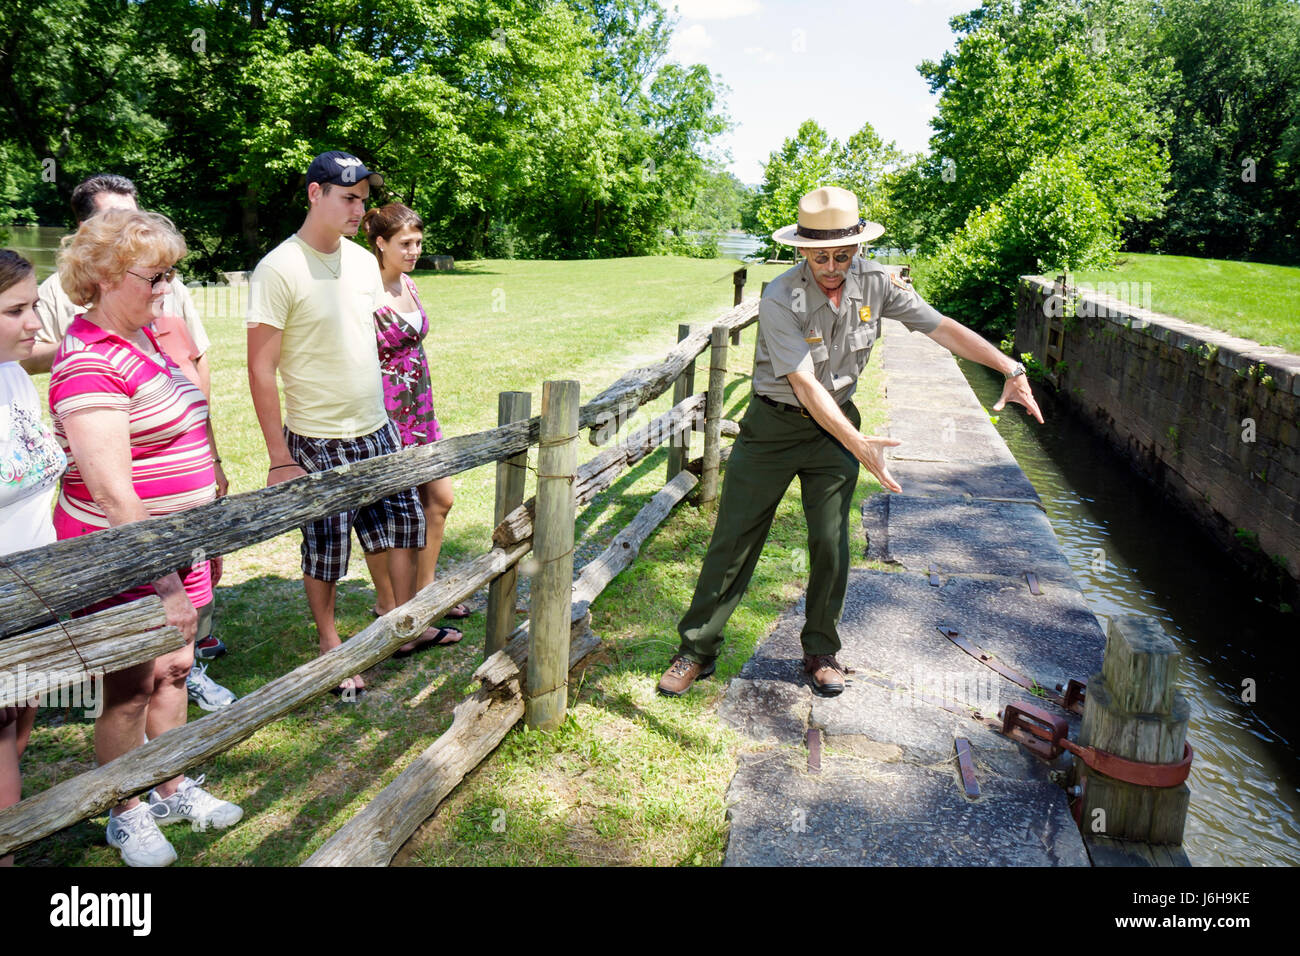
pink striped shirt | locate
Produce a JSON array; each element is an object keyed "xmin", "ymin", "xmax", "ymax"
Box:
[{"xmin": 49, "ymin": 314, "xmax": 214, "ymax": 609}]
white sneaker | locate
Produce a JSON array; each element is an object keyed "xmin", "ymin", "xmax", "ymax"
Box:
[
  {"xmin": 187, "ymin": 662, "xmax": 236, "ymax": 711},
  {"xmin": 106, "ymin": 802, "xmax": 177, "ymax": 867},
  {"xmin": 148, "ymin": 774, "xmax": 243, "ymax": 832}
]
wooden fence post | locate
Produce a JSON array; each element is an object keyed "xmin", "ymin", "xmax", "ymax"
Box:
[
  {"xmin": 486, "ymin": 391, "xmax": 532, "ymax": 657},
  {"xmin": 700, "ymin": 325, "xmax": 728, "ymax": 507},
  {"xmin": 666, "ymin": 324, "xmax": 695, "ymax": 482},
  {"xmin": 732, "ymin": 267, "xmax": 746, "ymax": 306},
  {"xmin": 1075, "ymin": 615, "xmax": 1191, "ymax": 845},
  {"xmin": 730, "ymin": 268, "xmax": 747, "ymax": 345},
  {"xmin": 526, "ymin": 380, "xmax": 579, "ymax": 731}
]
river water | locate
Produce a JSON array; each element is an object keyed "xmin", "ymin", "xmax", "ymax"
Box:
[
  {"xmin": 959, "ymin": 359, "xmax": 1300, "ymax": 867},
  {"xmin": 4, "ymin": 224, "xmax": 63, "ymax": 278}
]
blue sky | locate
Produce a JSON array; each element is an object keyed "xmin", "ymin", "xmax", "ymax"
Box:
[{"xmin": 665, "ymin": 0, "xmax": 973, "ymax": 185}]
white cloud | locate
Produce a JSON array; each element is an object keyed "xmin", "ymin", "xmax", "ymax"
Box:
[
  {"xmin": 742, "ymin": 46, "xmax": 782, "ymax": 65},
  {"xmin": 671, "ymin": 23, "xmax": 715, "ymax": 61},
  {"xmin": 672, "ymin": 0, "xmax": 762, "ymax": 20}
]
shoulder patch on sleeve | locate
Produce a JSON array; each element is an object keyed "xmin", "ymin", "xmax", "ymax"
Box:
[{"xmin": 889, "ymin": 272, "xmax": 913, "ymax": 292}]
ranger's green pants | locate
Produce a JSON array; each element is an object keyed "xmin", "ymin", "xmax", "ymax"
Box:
[{"xmin": 677, "ymin": 394, "xmax": 861, "ymax": 663}]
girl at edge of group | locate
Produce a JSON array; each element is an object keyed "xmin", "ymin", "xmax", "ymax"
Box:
[
  {"xmin": 361, "ymin": 203, "xmax": 465, "ymax": 643},
  {"xmin": 0, "ymin": 250, "xmax": 66, "ymax": 866}
]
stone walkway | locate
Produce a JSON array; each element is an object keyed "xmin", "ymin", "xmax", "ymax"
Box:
[{"xmin": 719, "ymin": 320, "xmax": 1105, "ymax": 866}]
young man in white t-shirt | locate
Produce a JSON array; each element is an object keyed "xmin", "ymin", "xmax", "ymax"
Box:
[{"xmin": 247, "ymin": 151, "xmax": 460, "ymax": 699}]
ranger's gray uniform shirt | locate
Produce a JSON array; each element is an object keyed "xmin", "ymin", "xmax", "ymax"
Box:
[{"xmin": 754, "ymin": 257, "xmax": 944, "ymax": 406}]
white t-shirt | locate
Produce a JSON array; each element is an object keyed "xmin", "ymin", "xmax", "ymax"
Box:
[
  {"xmin": 0, "ymin": 362, "xmax": 65, "ymax": 555},
  {"xmin": 245, "ymin": 235, "xmax": 388, "ymax": 439}
]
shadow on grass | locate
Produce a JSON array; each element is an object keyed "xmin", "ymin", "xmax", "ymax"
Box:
[{"xmin": 411, "ymin": 266, "xmax": 503, "ymax": 278}]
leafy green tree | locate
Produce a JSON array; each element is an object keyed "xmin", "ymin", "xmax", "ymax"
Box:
[
  {"xmin": 927, "ymin": 154, "xmax": 1118, "ymax": 336},
  {"xmin": 1134, "ymin": 0, "xmax": 1300, "ymax": 261},
  {"xmin": 748, "ymin": 119, "xmax": 903, "ymax": 257},
  {"xmin": 909, "ymin": 0, "xmax": 1171, "ymax": 252},
  {"xmin": 0, "ymin": 0, "xmax": 731, "ymax": 268},
  {"xmin": 0, "ymin": 0, "xmax": 162, "ymax": 224}
]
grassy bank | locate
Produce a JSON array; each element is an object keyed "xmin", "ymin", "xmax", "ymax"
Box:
[
  {"xmin": 19, "ymin": 255, "xmax": 893, "ymax": 867},
  {"xmin": 1065, "ymin": 253, "xmax": 1300, "ymax": 353}
]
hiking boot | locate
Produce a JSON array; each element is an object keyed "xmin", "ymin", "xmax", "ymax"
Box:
[
  {"xmin": 148, "ymin": 774, "xmax": 243, "ymax": 832},
  {"xmin": 187, "ymin": 662, "xmax": 236, "ymax": 711},
  {"xmin": 804, "ymin": 654, "xmax": 851, "ymax": 696},
  {"xmin": 106, "ymin": 801, "xmax": 177, "ymax": 867},
  {"xmin": 656, "ymin": 655, "xmax": 715, "ymax": 697},
  {"xmin": 194, "ymin": 632, "xmax": 227, "ymax": 660}
]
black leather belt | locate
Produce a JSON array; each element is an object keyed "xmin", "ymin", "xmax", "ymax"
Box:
[{"xmin": 756, "ymin": 393, "xmax": 812, "ymax": 417}]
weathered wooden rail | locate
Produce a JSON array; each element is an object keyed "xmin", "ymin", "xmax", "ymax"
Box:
[{"xmin": 0, "ymin": 290, "xmax": 760, "ymax": 863}]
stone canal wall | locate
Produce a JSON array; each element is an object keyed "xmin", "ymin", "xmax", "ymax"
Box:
[{"xmin": 1015, "ymin": 277, "xmax": 1300, "ymax": 607}]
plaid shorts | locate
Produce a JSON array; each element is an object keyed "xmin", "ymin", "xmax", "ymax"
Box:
[{"xmin": 286, "ymin": 424, "xmax": 426, "ymax": 582}]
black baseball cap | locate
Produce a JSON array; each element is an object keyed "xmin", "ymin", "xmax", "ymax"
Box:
[{"xmin": 305, "ymin": 150, "xmax": 384, "ymax": 188}]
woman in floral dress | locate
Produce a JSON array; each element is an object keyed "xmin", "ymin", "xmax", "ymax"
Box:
[{"xmin": 362, "ymin": 204, "xmax": 466, "ymax": 640}]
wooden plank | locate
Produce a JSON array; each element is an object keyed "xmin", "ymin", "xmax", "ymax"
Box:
[
  {"xmin": 666, "ymin": 324, "xmax": 695, "ymax": 480},
  {"xmin": 304, "ymin": 651, "xmax": 527, "ymax": 867},
  {"xmin": 0, "ymin": 542, "xmax": 529, "ymax": 857},
  {"xmin": 0, "ymin": 421, "xmax": 537, "ymax": 637},
  {"xmin": 700, "ymin": 325, "xmax": 729, "ymax": 506},
  {"xmin": 571, "ymin": 470, "xmax": 698, "ymax": 616},
  {"xmin": 526, "ymin": 381, "xmax": 580, "ymax": 731},
  {"xmin": 486, "ymin": 391, "xmax": 532, "ymax": 656},
  {"xmin": 304, "ymin": 620, "xmax": 601, "ymax": 867},
  {"xmin": 0, "ymin": 597, "xmax": 184, "ymax": 708}
]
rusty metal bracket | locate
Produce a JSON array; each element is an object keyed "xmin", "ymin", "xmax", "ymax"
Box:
[
  {"xmin": 1000, "ymin": 700, "xmax": 1070, "ymax": 760},
  {"xmin": 954, "ymin": 737, "xmax": 980, "ymax": 798},
  {"xmin": 1057, "ymin": 678, "xmax": 1087, "ymax": 715},
  {"xmin": 807, "ymin": 727, "xmax": 821, "ymax": 773},
  {"xmin": 1025, "ymin": 571, "xmax": 1042, "ymax": 595}
]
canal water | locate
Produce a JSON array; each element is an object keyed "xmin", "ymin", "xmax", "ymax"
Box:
[{"xmin": 959, "ymin": 358, "xmax": 1300, "ymax": 867}]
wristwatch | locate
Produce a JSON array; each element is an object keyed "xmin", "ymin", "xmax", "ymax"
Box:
[{"xmin": 1005, "ymin": 361, "xmax": 1027, "ymax": 380}]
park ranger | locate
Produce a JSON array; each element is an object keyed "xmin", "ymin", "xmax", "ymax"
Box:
[{"xmin": 658, "ymin": 186, "xmax": 1044, "ymax": 698}]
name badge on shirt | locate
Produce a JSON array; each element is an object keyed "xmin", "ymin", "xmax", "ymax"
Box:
[{"xmin": 804, "ymin": 336, "xmax": 823, "ymax": 344}]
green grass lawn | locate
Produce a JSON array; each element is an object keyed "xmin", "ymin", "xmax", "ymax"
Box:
[
  {"xmin": 19, "ymin": 255, "xmax": 894, "ymax": 867},
  {"xmin": 1066, "ymin": 253, "xmax": 1300, "ymax": 354}
]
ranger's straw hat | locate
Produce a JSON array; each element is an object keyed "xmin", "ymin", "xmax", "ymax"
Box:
[{"xmin": 771, "ymin": 186, "xmax": 885, "ymax": 248}]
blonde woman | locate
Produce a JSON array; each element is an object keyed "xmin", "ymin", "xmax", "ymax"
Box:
[{"xmin": 50, "ymin": 210, "xmax": 241, "ymax": 866}]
